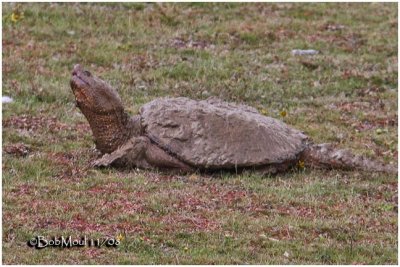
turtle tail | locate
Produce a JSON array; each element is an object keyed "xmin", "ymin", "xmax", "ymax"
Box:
[{"xmin": 299, "ymin": 143, "xmax": 397, "ymax": 174}]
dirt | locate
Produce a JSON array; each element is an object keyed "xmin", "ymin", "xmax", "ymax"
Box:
[{"xmin": 4, "ymin": 143, "xmax": 31, "ymax": 157}]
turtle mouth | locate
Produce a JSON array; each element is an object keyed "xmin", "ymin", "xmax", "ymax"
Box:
[
  {"xmin": 70, "ymin": 64, "xmax": 91, "ymax": 91},
  {"xmin": 70, "ymin": 74, "xmax": 88, "ymax": 90},
  {"xmin": 70, "ymin": 71, "xmax": 91, "ymax": 105}
]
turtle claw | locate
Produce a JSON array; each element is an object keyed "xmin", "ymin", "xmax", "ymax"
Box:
[
  {"xmin": 92, "ymin": 155, "xmax": 113, "ymax": 168},
  {"xmin": 91, "ymin": 143, "xmax": 136, "ymax": 168},
  {"xmin": 91, "ymin": 160, "xmax": 105, "ymax": 168}
]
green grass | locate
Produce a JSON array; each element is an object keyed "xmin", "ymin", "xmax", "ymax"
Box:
[{"xmin": 2, "ymin": 2, "xmax": 398, "ymax": 264}]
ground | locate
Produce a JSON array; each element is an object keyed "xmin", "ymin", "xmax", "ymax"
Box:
[{"xmin": 2, "ymin": 2, "xmax": 398, "ymax": 264}]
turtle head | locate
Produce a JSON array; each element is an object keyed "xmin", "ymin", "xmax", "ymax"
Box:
[
  {"xmin": 70, "ymin": 64, "xmax": 135, "ymax": 154},
  {"xmin": 70, "ymin": 64, "xmax": 123, "ymax": 113}
]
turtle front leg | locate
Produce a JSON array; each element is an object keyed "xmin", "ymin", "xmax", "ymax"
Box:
[
  {"xmin": 93, "ymin": 136, "xmax": 193, "ymax": 173},
  {"xmin": 92, "ymin": 136, "xmax": 150, "ymax": 169}
]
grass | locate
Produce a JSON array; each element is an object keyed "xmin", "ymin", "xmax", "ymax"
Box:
[{"xmin": 2, "ymin": 2, "xmax": 398, "ymax": 264}]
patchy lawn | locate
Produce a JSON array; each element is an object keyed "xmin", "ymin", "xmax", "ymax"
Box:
[{"xmin": 2, "ymin": 2, "xmax": 397, "ymax": 264}]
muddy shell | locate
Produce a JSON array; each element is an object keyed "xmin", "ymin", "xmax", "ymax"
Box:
[{"xmin": 140, "ymin": 97, "xmax": 309, "ymax": 169}]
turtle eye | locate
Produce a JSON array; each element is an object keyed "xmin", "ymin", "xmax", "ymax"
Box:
[{"xmin": 83, "ymin": 70, "xmax": 92, "ymax": 77}]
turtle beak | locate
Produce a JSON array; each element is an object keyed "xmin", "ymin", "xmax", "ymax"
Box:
[
  {"xmin": 70, "ymin": 64, "xmax": 90, "ymax": 105},
  {"xmin": 71, "ymin": 64, "xmax": 82, "ymax": 91},
  {"xmin": 72, "ymin": 64, "xmax": 82, "ymax": 76},
  {"xmin": 70, "ymin": 64, "xmax": 89, "ymax": 91}
]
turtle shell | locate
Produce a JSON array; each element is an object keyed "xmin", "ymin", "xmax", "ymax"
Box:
[{"xmin": 140, "ymin": 97, "xmax": 309, "ymax": 169}]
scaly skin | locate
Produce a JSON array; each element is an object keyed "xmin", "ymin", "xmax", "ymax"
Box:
[
  {"xmin": 300, "ymin": 143, "xmax": 397, "ymax": 173},
  {"xmin": 70, "ymin": 64, "xmax": 141, "ymax": 153}
]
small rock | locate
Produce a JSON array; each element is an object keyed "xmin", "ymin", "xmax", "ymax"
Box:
[
  {"xmin": 2, "ymin": 96, "xmax": 13, "ymax": 103},
  {"xmin": 283, "ymin": 251, "xmax": 290, "ymax": 258},
  {"xmin": 201, "ymin": 90, "xmax": 210, "ymax": 97},
  {"xmin": 67, "ymin": 30, "xmax": 75, "ymax": 36},
  {"xmin": 325, "ymin": 24, "xmax": 345, "ymax": 31},
  {"xmin": 292, "ymin": 49, "xmax": 319, "ymax": 56}
]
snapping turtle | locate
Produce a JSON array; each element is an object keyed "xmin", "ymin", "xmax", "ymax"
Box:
[{"xmin": 70, "ymin": 64, "xmax": 396, "ymax": 174}]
